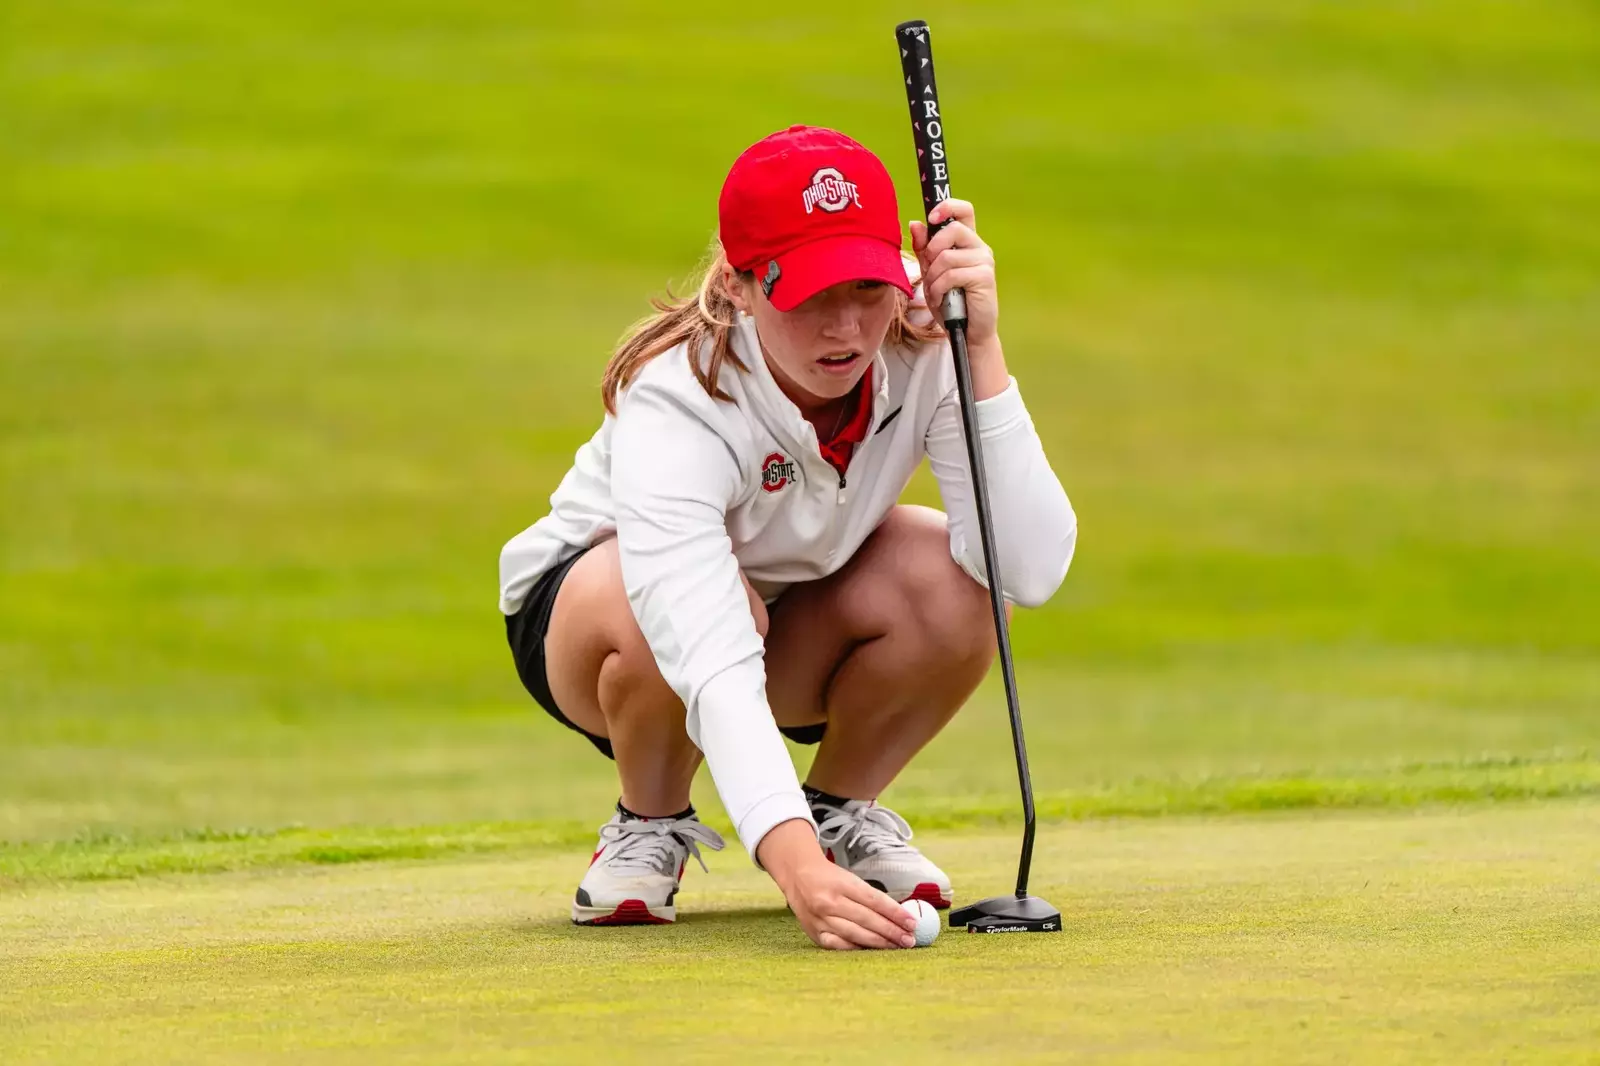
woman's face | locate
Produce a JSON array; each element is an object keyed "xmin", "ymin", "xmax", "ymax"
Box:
[{"xmin": 725, "ymin": 267, "xmax": 899, "ymax": 412}]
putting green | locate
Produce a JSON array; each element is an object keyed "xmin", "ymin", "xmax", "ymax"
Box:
[
  {"xmin": 5, "ymin": 804, "xmax": 1596, "ymax": 1064},
  {"xmin": 3, "ymin": 2, "xmax": 1597, "ymax": 1061}
]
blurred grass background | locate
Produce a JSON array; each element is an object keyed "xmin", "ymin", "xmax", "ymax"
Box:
[{"xmin": 2, "ymin": 0, "xmax": 1597, "ymax": 851}]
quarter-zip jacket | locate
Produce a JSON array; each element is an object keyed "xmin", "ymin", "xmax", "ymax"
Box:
[{"xmin": 499, "ymin": 306, "xmax": 1077, "ymax": 859}]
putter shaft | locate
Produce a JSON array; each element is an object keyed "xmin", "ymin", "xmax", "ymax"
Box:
[{"xmin": 946, "ymin": 320, "xmax": 1037, "ymax": 897}]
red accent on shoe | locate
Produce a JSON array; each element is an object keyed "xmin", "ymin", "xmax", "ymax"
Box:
[
  {"xmin": 905, "ymin": 882, "xmax": 951, "ymax": 910},
  {"xmin": 589, "ymin": 849, "xmax": 604, "ymax": 867},
  {"xmin": 824, "ymin": 848, "xmax": 836, "ymax": 864},
  {"xmin": 585, "ymin": 899, "xmax": 671, "ymax": 926},
  {"xmin": 677, "ymin": 860, "xmax": 686, "ymax": 881}
]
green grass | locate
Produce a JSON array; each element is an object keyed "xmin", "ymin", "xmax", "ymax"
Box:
[
  {"xmin": 5, "ymin": 751, "xmax": 1599, "ymax": 885},
  {"xmin": 3, "ymin": 3, "xmax": 1597, "ymax": 841},
  {"xmin": 5, "ymin": 806, "xmax": 1598, "ymax": 1064},
  {"xmin": 2, "ymin": 0, "xmax": 1599, "ymax": 1060}
]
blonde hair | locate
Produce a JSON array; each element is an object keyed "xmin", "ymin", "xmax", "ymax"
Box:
[{"xmin": 601, "ymin": 240, "xmax": 944, "ymax": 414}]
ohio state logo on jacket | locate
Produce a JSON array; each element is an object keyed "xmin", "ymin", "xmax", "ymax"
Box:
[{"xmin": 761, "ymin": 452, "xmax": 797, "ymax": 492}]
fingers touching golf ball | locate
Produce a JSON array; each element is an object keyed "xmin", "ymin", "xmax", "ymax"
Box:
[{"xmin": 901, "ymin": 899, "xmax": 941, "ymax": 947}]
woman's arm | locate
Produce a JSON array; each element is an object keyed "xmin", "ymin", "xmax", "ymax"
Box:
[
  {"xmin": 611, "ymin": 376, "xmax": 917, "ymax": 950},
  {"xmin": 911, "ymin": 199, "xmax": 1078, "ymax": 607},
  {"xmin": 610, "ymin": 380, "xmax": 808, "ymax": 855}
]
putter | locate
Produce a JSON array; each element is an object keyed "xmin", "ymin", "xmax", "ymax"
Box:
[{"xmin": 896, "ymin": 19, "xmax": 1061, "ymax": 934}]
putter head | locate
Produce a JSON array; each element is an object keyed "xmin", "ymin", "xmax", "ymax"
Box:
[{"xmin": 948, "ymin": 893, "xmax": 1061, "ymax": 933}]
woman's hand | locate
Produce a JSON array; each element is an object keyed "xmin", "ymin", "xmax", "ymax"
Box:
[
  {"xmin": 909, "ymin": 198, "xmax": 999, "ymax": 350},
  {"xmin": 758, "ymin": 819, "xmax": 918, "ymax": 950},
  {"xmin": 909, "ymin": 198, "xmax": 1009, "ymax": 399}
]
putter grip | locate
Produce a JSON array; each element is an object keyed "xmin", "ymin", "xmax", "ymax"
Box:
[{"xmin": 895, "ymin": 19, "xmax": 965, "ymax": 323}]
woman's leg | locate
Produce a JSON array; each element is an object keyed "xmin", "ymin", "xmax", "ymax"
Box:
[
  {"xmin": 763, "ymin": 504, "xmax": 999, "ymax": 800},
  {"xmin": 538, "ymin": 508, "xmax": 992, "ymax": 920},
  {"xmin": 543, "ymin": 538, "xmax": 769, "ymax": 818},
  {"xmin": 545, "ymin": 507, "xmax": 996, "ymax": 816},
  {"xmin": 543, "ymin": 540, "xmax": 775, "ymax": 925}
]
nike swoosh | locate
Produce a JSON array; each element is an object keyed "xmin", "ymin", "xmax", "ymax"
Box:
[{"xmin": 874, "ymin": 407, "xmax": 903, "ymax": 436}]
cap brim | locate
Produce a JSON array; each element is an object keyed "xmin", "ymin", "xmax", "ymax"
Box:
[{"xmin": 765, "ymin": 234, "xmax": 914, "ymax": 312}]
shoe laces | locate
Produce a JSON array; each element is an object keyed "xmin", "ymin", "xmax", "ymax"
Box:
[
  {"xmin": 598, "ymin": 816, "xmax": 726, "ymax": 878},
  {"xmin": 815, "ymin": 801, "xmax": 915, "ymax": 858}
]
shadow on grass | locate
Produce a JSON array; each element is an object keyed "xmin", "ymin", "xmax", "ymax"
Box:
[
  {"xmin": 517, "ymin": 904, "xmax": 791, "ymax": 932},
  {"xmin": 673, "ymin": 906, "xmax": 792, "ymax": 926},
  {"xmin": 508, "ymin": 905, "xmax": 806, "ymax": 955}
]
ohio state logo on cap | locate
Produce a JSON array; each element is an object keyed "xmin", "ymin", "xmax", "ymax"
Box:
[
  {"xmin": 761, "ymin": 452, "xmax": 796, "ymax": 493},
  {"xmin": 802, "ymin": 168, "xmax": 861, "ymax": 214},
  {"xmin": 718, "ymin": 126, "xmax": 914, "ymax": 312}
]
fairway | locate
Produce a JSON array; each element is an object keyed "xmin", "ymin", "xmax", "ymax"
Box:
[
  {"xmin": 3, "ymin": 0, "xmax": 1598, "ymax": 1061},
  {"xmin": 5, "ymin": 806, "xmax": 1598, "ymax": 1064}
]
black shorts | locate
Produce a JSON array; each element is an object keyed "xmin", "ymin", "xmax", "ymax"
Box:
[{"xmin": 505, "ymin": 546, "xmax": 827, "ymax": 759}]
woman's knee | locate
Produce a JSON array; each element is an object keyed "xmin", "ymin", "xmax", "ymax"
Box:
[
  {"xmin": 597, "ymin": 625, "xmax": 680, "ymax": 719},
  {"xmin": 875, "ymin": 508, "xmax": 998, "ymax": 667},
  {"xmin": 596, "ymin": 567, "xmax": 767, "ymax": 717},
  {"xmin": 547, "ymin": 540, "xmax": 676, "ymax": 728},
  {"xmin": 917, "ymin": 565, "xmax": 998, "ymax": 669}
]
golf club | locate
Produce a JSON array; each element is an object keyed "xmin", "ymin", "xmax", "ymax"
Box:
[{"xmin": 896, "ymin": 18, "xmax": 1062, "ymax": 934}]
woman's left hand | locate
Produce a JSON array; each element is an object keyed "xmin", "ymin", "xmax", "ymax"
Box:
[{"xmin": 909, "ymin": 198, "xmax": 999, "ymax": 349}]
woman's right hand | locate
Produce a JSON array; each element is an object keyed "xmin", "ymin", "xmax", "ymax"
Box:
[{"xmin": 758, "ymin": 818, "xmax": 918, "ymax": 950}]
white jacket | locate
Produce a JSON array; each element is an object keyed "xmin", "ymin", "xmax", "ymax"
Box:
[{"xmin": 499, "ymin": 302, "xmax": 1077, "ymax": 859}]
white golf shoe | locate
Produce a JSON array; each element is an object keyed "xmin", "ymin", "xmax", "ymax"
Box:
[
  {"xmin": 571, "ymin": 806, "xmax": 726, "ymax": 925},
  {"xmin": 812, "ymin": 797, "xmax": 953, "ymax": 909}
]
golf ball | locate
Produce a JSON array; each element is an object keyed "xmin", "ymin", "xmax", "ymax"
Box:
[{"xmin": 902, "ymin": 898, "xmax": 940, "ymax": 947}]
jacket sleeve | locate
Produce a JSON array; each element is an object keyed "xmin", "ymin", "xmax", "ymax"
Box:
[
  {"xmin": 610, "ymin": 378, "xmax": 814, "ymax": 860},
  {"xmin": 925, "ymin": 375, "xmax": 1077, "ymax": 607}
]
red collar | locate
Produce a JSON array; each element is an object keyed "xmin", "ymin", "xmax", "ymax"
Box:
[{"xmin": 818, "ymin": 370, "xmax": 875, "ymax": 477}]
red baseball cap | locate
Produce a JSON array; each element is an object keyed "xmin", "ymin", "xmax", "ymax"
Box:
[{"xmin": 719, "ymin": 125, "xmax": 914, "ymax": 312}]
